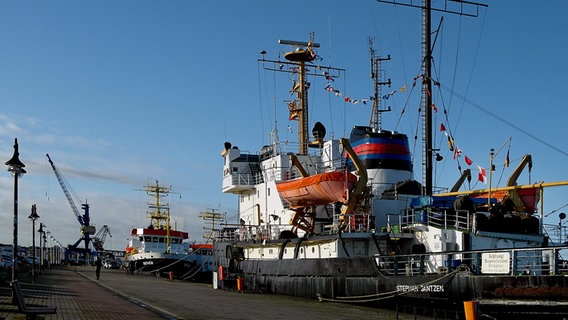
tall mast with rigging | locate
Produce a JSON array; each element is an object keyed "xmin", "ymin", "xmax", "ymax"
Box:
[{"xmin": 377, "ymin": 0, "xmax": 487, "ymax": 195}]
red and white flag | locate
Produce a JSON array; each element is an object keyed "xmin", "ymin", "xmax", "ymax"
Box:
[{"xmin": 477, "ymin": 166, "xmax": 487, "ymax": 183}]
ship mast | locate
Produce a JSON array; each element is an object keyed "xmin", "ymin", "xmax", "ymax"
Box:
[
  {"xmin": 280, "ymin": 37, "xmax": 316, "ymax": 155},
  {"xmin": 369, "ymin": 38, "xmax": 391, "ymax": 132},
  {"xmin": 145, "ymin": 180, "xmax": 172, "ymax": 253},
  {"xmin": 377, "ymin": 0, "xmax": 487, "ymax": 195},
  {"xmin": 423, "ymin": 0, "xmax": 434, "ymax": 195},
  {"xmin": 259, "ymin": 34, "xmax": 344, "ymax": 155}
]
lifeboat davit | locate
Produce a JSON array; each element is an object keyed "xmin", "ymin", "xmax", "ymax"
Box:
[{"xmin": 276, "ymin": 171, "xmax": 358, "ymax": 208}]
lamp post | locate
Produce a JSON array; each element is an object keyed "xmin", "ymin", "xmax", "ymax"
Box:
[
  {"xmin": 28, "ymin": 204, "xmax": 39, "ymax": 283},
  {"xmin": 43, "ymin": 230, "xmax": 47, "ymax": 268},
  {"xmin": 38, "ymin": 223, "xmax": 44, "ymax": 274},
  {"xmin": 560, "ymin": 212, "xmax": 566, "ymax": 245},
  {"xmin": 6, "ymin": 138, "xmax": 26, "ymax": 283}
]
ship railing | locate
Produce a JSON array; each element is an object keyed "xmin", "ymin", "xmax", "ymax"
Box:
[
  {"xmin": 374, "ymin": 245, "xmax": 568, "ymax": 276},
  {"xmin": 399, "ymin": 208, "xmax": 474, "ymax": 233},
  {"xmin": 543, "ymin": 223, "xmax": 568, "ymax": 247},
  {"xmin": 214, "ymin": 228, "xmax": 239, "ymax": 242},
  {"xmin": 330, "ymin": 213, "xmax": 376, "ymax": 233},
  {"xmin": 214, "ymin": 223, "xmax": 292, "ymax": 242},
  {"xmin": 229, "ymin": 172, "xmax": 259, "ymax": 186}
]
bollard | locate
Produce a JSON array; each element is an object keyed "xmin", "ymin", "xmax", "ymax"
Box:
[
  {"xmin": 463, "ymin": 300, "xmax": 478, "ymax": 320},
  {"xmin": 237, "ymin": 276, "xmax": 244, "ymax": 292},
  {"xmin": 169, "ymin": 271, "xmax": 174, "ymax": 282}
]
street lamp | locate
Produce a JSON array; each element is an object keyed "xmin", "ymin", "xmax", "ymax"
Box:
[
  {"xmin": 560, "ymin": 212, "xmax": 566, "ymax": 245},
  {"xmin": 6, "ymin": 138, "xmax": 26, "ymax": 283},
  {"xmin": 28, "ymin": 204, "xmax": 39, "ymax": 283},
  {"xmin": 43, "ymin": 230, "xmax": 47, "ymax": 268},
  {"xmin": 38, "ymin": 223, "xmax": 44, "ymax": 273}
]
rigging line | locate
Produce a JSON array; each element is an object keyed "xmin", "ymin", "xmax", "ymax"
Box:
[
  {"xmin": 391, "ymin": 2, "xmax": 409, "ymax": 88},
  {"xmin": 341, "ymin": 72, "xmax": 347, "ymax": 138},
  {"xmin": 430, "ymin": 61, "xmax": 455, "ymax": 184},
  {"xmin": 327, "ymin": 18, "xmax": 336, "ymax": 139},
  {"xmin": 447, "ymin": 14, "xmax": 461, "ymax": 117},
  {"xmin": 544, "ymin": 203, "xmax": 568, "ymax": 218},
  {"xmin": 393, "ymin": 66, "xmax": 422, "ymax": 132},
  {"xmin": 439, "ymin": 84, "xmax": 568, "ymax": 158},
  {"xmin": 494, "ymin": 159, "xmax": 506, "ymax": 187},
  {"xmin": 493, "ymin": 153, "xmax": 520, "ymax": 187},
  {"xmin": 410, "ymin": 89, "xmax": 423, "ymax": 171},
  {"xmin": 257, "ymin": 60, "xmax": 266, "ymax": 146},
  {"xmin": 453, "ymin": 8, "xmax": 488, "ymax": 138}
]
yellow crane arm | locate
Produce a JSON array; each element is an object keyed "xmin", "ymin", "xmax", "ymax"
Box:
[{"xmin": 339, "ymin": 138, "xmax": 370, "ymax": 221}]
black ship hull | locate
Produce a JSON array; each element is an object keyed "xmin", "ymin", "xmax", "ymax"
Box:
[{"xmin": 220, "ymin": 254, "xmax": 568, "ymax": 318}]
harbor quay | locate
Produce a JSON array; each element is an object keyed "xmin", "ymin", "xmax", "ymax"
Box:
[{"xmin": 0, "ymin": 265, "xmax": 438, "ymax": 320}]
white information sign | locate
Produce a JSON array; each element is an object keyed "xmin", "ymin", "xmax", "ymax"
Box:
[{"xmin": 481, "ymin": 252, "xmax": 510, "ymax": 274}]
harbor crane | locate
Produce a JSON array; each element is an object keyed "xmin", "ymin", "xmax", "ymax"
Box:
[
  {"xmin": 46, "ymin": 154, "xmax": 96, "ymax": 265},
  {"xmin": 92, "ymin": 225, "xmax": 111, "ymax": 252}
]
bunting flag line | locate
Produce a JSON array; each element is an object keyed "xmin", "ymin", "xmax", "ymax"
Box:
[
  {"xmin": 440, "ymin": 121, "xmax": 479, "ymax": 169},
  {"xmin": 322, "ymin": 71, "xmax": 334, "ymax": 81},
  {"xmin": 440, "ymin": 122, "xmax": 455, "ymax": 152},
  {"xmin": 321, "ymin": 72, "xmax": 424, "ymax": 106},
  {"xmin": 323, "ymin": 79, "xmax": 405, "ymax": 106},
  {"xmin": 505, "ymin": 149, "xmax": 510, "ymax": 168},
  {"xmin": 477, "ymin": 166, "xmax": 487, "ymax": 183},
  {"xmin": 453, "ymin": 146, "xmax": 462, "ymax": 160},
  {"xmin": 382, "ymin": 90, "xmax": 397, "ymax": 100}
]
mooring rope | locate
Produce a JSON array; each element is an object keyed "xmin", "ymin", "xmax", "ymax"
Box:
[{"xmin": 317, "ymin": 268, "xmax": 460, "ymax": 304}]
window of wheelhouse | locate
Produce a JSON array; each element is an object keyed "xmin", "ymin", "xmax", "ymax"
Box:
[{"xmin": 159, "ymin": 237, "xmax": 165, "ymax": 243}]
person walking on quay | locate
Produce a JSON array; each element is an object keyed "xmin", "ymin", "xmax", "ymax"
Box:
[{"xmin": 95, "ymin": 257, "xmax": 102, "ymax": 280}]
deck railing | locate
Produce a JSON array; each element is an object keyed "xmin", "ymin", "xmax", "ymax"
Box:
[
  {"xmin": 375, "ymin": 245, "xmax": 568, "ymax": 276},
  {"xmin": 398, "ymin": 207, "xmax": 474, "ymax": 233}
]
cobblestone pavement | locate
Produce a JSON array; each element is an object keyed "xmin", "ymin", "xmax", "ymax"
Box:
[
  {"xmin": 0, "ymin": 266, "xmax": 437, "ymax": 320},
  {"xmin": 0, "ymin": 266, "xmax": 160, "ymax": 319}
]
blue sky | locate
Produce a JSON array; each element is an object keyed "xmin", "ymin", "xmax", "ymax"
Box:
[{"xmin": 0, "ymin": 1, "xmax": 567, "ymax": 251}]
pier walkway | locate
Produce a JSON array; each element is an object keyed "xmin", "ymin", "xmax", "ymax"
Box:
[{"xmin": 0, "ymin": 266, "xmax": 434, "ymax": 319}]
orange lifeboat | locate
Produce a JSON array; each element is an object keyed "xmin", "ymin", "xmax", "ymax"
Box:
[{"xmin": 276, "ymin": 171, "xmax": 357, "ymax": 208}]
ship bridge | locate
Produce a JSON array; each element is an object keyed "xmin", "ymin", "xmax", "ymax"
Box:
[{"xmin": 222, "ymin": 146, "xmax": 263, "ymax": 193}]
